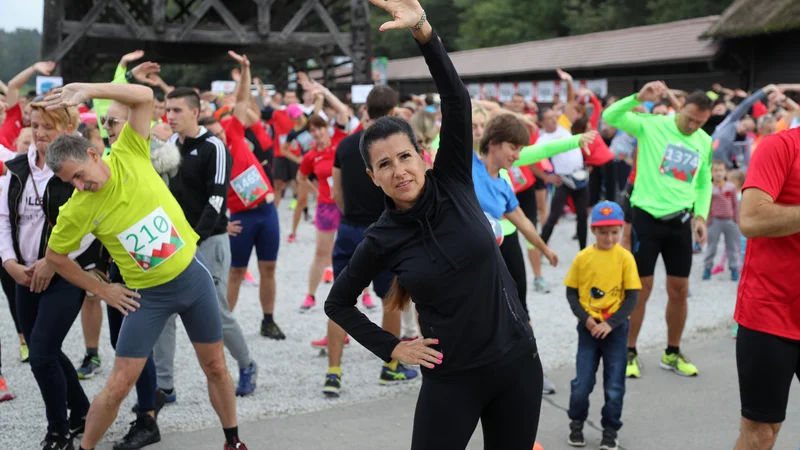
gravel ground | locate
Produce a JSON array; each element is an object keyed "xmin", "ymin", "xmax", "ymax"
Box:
[{"xmin": 0, "ymin": 203, "xmax": 741, "ymax": 448}]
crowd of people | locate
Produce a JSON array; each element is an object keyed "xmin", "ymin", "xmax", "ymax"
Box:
[{"xmin": 0, "ymin": 0, "xmax": 798, "ymax": 449}]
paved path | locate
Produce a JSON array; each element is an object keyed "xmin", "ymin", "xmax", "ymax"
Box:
[{"xmin": 113, "ymin": 332, "xmax": 800, "ymax": 450}]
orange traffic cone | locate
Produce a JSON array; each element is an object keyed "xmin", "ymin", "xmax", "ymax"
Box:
[{"xmin": 533, "ymin": 442, "xmax": 544, "ymax": 450}]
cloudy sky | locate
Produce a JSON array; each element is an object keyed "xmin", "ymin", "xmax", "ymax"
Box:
[{"xmin": 2, "ymin": 2, "xmax": 44, "ymax": 31}]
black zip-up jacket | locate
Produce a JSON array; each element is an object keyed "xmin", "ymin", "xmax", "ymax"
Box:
[
  {"xmin": 168, "ymin": 127, "xmax": 232, "ymax": 243},
  {"xmin": 5, "ymin": 154, "xmax": 108, "ymax": 272},
  {"xmin": 324, "ymin": 31, "xmax": 536, "ymax": 379}
]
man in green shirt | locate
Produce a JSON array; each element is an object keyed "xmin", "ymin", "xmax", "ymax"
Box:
[{"xmin": 602, "ymin": 81, "xmax": 712, "ymax": 378}]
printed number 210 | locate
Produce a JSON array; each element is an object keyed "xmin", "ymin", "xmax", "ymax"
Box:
[{"xmin": 125, "ymin": 215, "xmax": 170, "ymax": 253}]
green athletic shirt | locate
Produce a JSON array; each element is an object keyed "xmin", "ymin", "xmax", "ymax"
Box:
[
  {"xmin": 498, "ymin": 134, "xmax": 585, "ymax": 236},
  {"xmin": 602, "ymin": 94, "xmax": 713, "ymax": 219}
]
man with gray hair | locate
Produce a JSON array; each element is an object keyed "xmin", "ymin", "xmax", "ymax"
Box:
[{"xmin": 41, "ymin": 81, "xmax": 248, "ymax": 450}]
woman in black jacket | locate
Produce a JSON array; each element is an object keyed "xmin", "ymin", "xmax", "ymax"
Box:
[{"xmin": 324, "ymin": 1, "xmax": 542, "ymax": 448}]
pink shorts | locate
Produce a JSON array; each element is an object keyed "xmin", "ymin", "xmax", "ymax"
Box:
[{"xmin": 315, "ymin": 202, "xmax": 341, "ymax": 232}]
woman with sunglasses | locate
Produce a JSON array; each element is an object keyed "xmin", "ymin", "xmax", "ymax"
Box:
[
  {"xmin": 326, "ymin": 1, "xmax": 543, "ymax": 448},
  {"xmin": 0, "ymin": 101, "xmax": 109, "ymax": 449}
]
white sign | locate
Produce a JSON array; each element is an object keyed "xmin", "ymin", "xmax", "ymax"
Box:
[
  {"xmin": 211, "ymin": 81, "xmax": 237, "ymax": 94},
  {"xmin": 36, "ymin": 76, "xmax": 63, "ymax": 95},
  {"xmin": 482, "ymin": 83, "xmax": 499, "ymax": 101},
  {"xmin": 467, "ymin": 83, "xmax": 481, "ymax": 99},
  {"xmin": 515, "ymin": 82, "xmax": 534, "ymax": 101},
  {"xmin": 498, "ymin": 83, "xmax": 516, "ymax": 102},
  {"xmin": 536, "ymin": 81, "xmax": 556, "ymax": 103},
  {"xmin": 585, "ymin": 79, "xmax": 608, "ymax": 98},
  {"xmin": 351, "ymin": 84, "xmax": 375, "ymax": 104}
]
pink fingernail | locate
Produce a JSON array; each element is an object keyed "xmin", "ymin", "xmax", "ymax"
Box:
[{"xmin": 437, "ymin": 359, "xmax": 442, "ymax": 364}]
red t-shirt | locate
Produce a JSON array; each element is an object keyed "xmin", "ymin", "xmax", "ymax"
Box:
[
  {"xmin": 735, "ymin": 128, "xmax": 800, "ymax": 340},
  {"xmin": 270, "ymin": 110, "xmax": 295, "ymax": 158},
  {"xmin": 0, "ymin": 104, "xmax": 23, "ymax": 150},
  {"xmin": 249, "ymin": 122, "xmax": 273, "ymax": 151},
  {"xmin": 223, "ymin": 117, "xmax": 274, "ymax": 214},
  {"xmin": 298, "ymin": 129, "xmax": 347, "ymax": 204},
  {"xmin": 582, "ymin": 134, "xmax": 614, "ymax": 167}
]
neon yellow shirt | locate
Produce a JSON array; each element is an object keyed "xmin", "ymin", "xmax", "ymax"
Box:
[
  {"xmin": 48, "ymin": 124, "xmax": 198, "ymax": 289},
  {"xmin": 602, "ymin": 94, "xmax": 713, "ymax": 219},
  {"xmin": 564, "ymin": 244, "xmax": 642, "ymax": 321}
]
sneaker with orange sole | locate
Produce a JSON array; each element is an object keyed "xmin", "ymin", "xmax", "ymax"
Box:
[
  {"xmin": 0, "ymin": 376, "xmax": 14, "ymax": 402},
  {"xmin": 322, "ymin": 266, "xmax": 334, "ymax": 283},
  {"xmin": 311, "ymin": 335, "xmax": 350, "ymax": 348},
  {"xmin": 362, "ymin": 293, "xmax": 376, "ymax": 309}
]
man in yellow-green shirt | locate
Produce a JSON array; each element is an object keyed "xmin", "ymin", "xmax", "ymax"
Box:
[{"xmin": 40, "ymin": 82, "xmax": 248, "ymax": 450}]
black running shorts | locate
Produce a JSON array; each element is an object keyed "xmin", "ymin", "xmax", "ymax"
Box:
[
  {"xmin": 737, "ymin": 325, "xmax": 800, "ymax": 424},
  {"xmin": 630, "ymin": 206, "xmax": 693, "ymax": 278}
]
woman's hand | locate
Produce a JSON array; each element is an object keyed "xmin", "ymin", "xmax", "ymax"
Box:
[
  {"xmin": 41, "ymin": 83, "xmax": 91, "ymax": 110},
  {"xmin": 4, "ymin": 261, "xmax": 31, "ymax": 287},
  {"xmin": 368, "ymin": 0, "xmax": 425, "ymax": 31},
  {"xmin": 543, "ymin": 248, "xmax": 558, "ymax": 267},
  {"xmin": 25, "ymin": 258, "xmax": 55, "ymax": 293},
  {"xmin": 390, "ymin": 338, "xmax": 443, "ymax": 369}
]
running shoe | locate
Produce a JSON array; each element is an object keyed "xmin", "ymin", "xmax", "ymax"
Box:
[
  {"xmin": 261, "ymin": 320, "xmax": 286, "ymax": 340},
  {"xmin": 693, "ymin": 242, "xmax": 702, "ymax": 254},
  {"xmin": 660, "ymin": 351, "xmax": 698, "ymax": 377},
  {"xmin": 289, "ymin": 198, "xmax": 297, "ymax": 210},
  {"xmin": 599, "ymin": 428, "xmax": 619, "ymax": 450},
  {"xmin": 224, "ymin": 442, "xmax": 248, "ymax": 450},
  {"xmin": 113, "ymin": 414, "xmax": 161, "ymax": 450},
  {"xmin": 300, "ymin": 294, "xmax": 316, "ymax": 311},
  {"xmin": 379, "ymin": 362, "xmax": 418, "ymax": 385},
  {"xmin": 626, "ymin": 351, "xmax": 641, "ymax": 378},
  {"xmin": 542, "ymin": 374, "xmax": 556, "ymax": 395},
  {"xmin": 323, "ymin": 373, "xmax": 342, "ymax": 398},
  {"xmin": 236, "ymin": 361, "xmax": 258, "ymax": 397},
  {"xmin": 243, "ymin": 271, "xmax": 258, "ymax": 286},
  {"xmin": 286, "ymin": 233, "xmax": 296, "ymax": 243},
  {"xmin": 0, "ymin": 376, "xmax": 14, "ymax": 402},
  {"xmin": 69, "ymin": 415, "xmax": 86, "ymax": 438},
  {"xmin": 534, "ymin": 276, "xmax": 550, "ymax": 293},
  {"xmin": 567, "ymin": 420, "xmax": 585, "ymax": 447},
  {"xmin": 362, "ymin": 293, "xmax": 376, "ymax": 309},
  {"xmin": 711, "ymin": 264, "xmax": 725, "ymax": 275},
  {"xmin": 322, "ymin": 267, "xmax": 334, "ymax": 283},
  {"xmin": 731, "ymin": 269, "xmax": 740, "ymax": 281},
  {"xmin": 303, "ymin": 208, "xmax": 312, "ymax": 222},
  {"xmin": 77, "ymin": 353, "xmax": 102, "ymax": 380},
  {"xmin": 732, "ymin": 323, "xmax": 739, "ymax": 339},
  {"xmin": 40, "ymin": 433, "xmax": 73, "ymax": 450},
  {"xmin": 20, "ymin": 343, "xmax": 29, "ymax": 363},
  {"xmin": 702, "ymin": 268, "xmax": 711, "ymax": 280},
  {"xmin": 311, "ymin": 335, "xmax": 350, "ymax": 348},
  {"xmin": 158, "ymin": 387, "xmax": 177, "ymax": 403}
]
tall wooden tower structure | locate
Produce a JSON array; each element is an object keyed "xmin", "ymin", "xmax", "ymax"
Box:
[{"xmin": 40, "ymin": 0, "xmax": 372, "ymax": 88}]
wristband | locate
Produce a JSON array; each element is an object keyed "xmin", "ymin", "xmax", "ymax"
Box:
[{"xmin": 412, "ymin": 10, "xmax": 427, "ymax": 31}]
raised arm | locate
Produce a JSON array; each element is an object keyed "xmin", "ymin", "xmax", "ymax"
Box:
[
  {"xmin": 229, "ymin": 51, "xmax": 251, "ymax": 125},
  {"xmin": 370, "ymin": 0, "xmax": 472, "ymax": 182},
  {"xmin": 5, "ymin": 61, "xmax": 56, "ymax": 107},
  {"xmin": 42, "ymin": 83, "xmax": 154, "ymax": 140},
  {"xmin": 604, "ymin": 81, "xmax": 672, "ymax": 137},
  {"xmin": 514, "ymin": 131, "xmax": 597, "ymax": 167},
  {"xmin": 714, "ymin": 86, "xmax": 775, "ymax": 137}
]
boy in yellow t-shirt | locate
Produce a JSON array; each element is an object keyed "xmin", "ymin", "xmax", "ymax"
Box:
[{"xmin": 564, "ymin": 201, "xmax": 641, "ymax": 449}]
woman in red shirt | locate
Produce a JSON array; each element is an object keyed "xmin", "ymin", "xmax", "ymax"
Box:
[{"xmin": 297, "ymin": 114, "xmax": 348, "ymax": 310}]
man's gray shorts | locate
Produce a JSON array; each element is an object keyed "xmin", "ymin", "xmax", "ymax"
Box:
[{"xmin": 115, "ymin": 253, "xmax": 223, "ymax": 358}]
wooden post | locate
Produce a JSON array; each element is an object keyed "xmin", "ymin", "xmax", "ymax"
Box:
[
  {"xmin": 41, "ymin": 0, "xmax": 65, "ymax": 64},
  {"xmin": 349, "ymin": 0, "xmax": 371, "ymax": 85}
]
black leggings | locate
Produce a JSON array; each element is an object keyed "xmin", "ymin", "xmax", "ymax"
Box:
[
  {"xmin": 588, "ymin": 161, "xmax": 618, "ymax": 207},
  {"xmin": 541, "ymin": 185, "xmax": 589, "ymax": 250},
  {"xmin": 499, "ymin": 230, "xmax": 528, "ymax": 315},
  {"xmin": 0, "ymin": 266, "xmax": 21, "ymax": 334},
  {"xmin": 411, "ymin": 351, "xmax": 543, "ymax": 450}
]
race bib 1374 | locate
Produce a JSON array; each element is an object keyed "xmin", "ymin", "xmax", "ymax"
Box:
[{"xmin": 117, "ymin": 206, "xmax": 185, "ymax": 271}]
